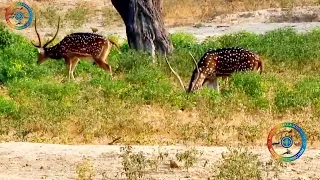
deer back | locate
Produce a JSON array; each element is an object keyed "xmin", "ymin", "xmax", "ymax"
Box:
[{"xmin": 45, "ymin": 33, "xmax": 109, "ymax": 59}]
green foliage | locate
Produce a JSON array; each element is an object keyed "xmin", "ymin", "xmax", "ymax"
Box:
[
  {"xmin": 215, "ymin": 147, "xmax": 263, "ymax": 179},
  {"xmin": 9, "ymin": 79, "xmax": 79, "ymax": 101},
  {"xmin": 230, "ymin": 72, "xmax": 265, "ymax": 98},
  {"xmin": 214, "ymin": 31, "xmax": 260, "ymax": 49},
  {"xmin": 1, "ymin": 25, "xmax": 320, "ymax": 143},
  {"xmin": 0, "ymin": 26, "xmax": 55, "ymax": 83},
  {"xmin": 275, "ymin": 77, "xmax": 320, "ymax": 111},
  {"xmin": 7, "ymin": 78, "xmax": 80, "ymax": 125},
  {"xmin": 120, "ymin": 145, "xmax": 149, "ymax": 179},
  {"xmin": 0, "ymin": 23, "xmax": 15, "ymax": 49},
  {"xmin": 117, "ymin": 51, "xmax": 152, "ymax": 72},
  {"xmin": 176, "ymin": 148, "xmax": 203, "ymax": 171},
  {"xmin": 295, "ymin": 77, "xmax": 320, "ymax": 100},
  {"xmin": 0, "ymin": 96, "xmax": 16, "ymax": 115},
  {"xmin": 201, "ymin": 27, "xmax": 320, "ymax": 63},
  {"xmin": 169, "ymin": 32, "xmax": 198, "ymax": 48}
]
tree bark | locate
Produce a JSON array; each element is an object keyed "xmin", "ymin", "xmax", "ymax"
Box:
[{"xmin": 111, "ymin": 0, "xmax": 173, "ymax": 58}]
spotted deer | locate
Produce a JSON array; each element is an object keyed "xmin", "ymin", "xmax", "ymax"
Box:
[
  {"xmin": 165, "ymin": 47, "xmax": 264, "ymax": 92},
  {"xmin": 31, "ymin": 16, "xmax": 121, "ymax": 81}
]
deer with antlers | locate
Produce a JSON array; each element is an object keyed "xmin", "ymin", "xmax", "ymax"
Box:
[
  {"xmin": 31, "ymin": 16, "xmax": 121, "ymax": 81},
  {"xmin": 165, "ymin": 47, "xmax": 264, "ymax": 92}
]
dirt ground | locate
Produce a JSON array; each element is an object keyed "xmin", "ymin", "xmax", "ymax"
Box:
[
  {"xmin": 0, "ymin": 142, "xmax": 319, "ymax": 179},
  {"xmin": 1, "ymin": 3, "xmax": 320, "ymax": 180}
]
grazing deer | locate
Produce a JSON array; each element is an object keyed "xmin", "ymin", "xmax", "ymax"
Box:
[
  {"xmin": 165, "ymin": 47, "xmax": 264, "ymax": 92},
  {"xmin": 31, "ymin": 16, "xmax": 121, "ymax": 81}
]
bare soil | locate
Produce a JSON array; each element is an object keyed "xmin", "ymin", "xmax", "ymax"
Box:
[{"xmin": 0, "ymin": 142, "xmax": 320, "ymax": 179}]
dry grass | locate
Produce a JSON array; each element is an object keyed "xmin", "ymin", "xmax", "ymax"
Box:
[
  {"xmin": 162, "ymin": 0, "xmax": 319, "ymax": 26},
  {"xmin": 5, "ymin": 0, "xmax": 318, "ymax": 29},
  {"xmin": 269, "ymin": 10, "xmax": 320, "ymax": 22}
]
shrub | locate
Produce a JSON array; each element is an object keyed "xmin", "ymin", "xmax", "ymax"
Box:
[{"xmin": 0, "ymin": 96, "xmax": 16, "ymax": 115}]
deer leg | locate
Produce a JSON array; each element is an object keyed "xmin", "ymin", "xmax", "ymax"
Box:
[
  {"xmin": 97, "ymin": 43, "xmax": 113, "ymax": 78},
  {"xmin": 207, "ymin": 77, "xmax": 219, "ymax": 92},
  {"xmin": 71, "ymin": 58, "xmax": 80, "ymax": 81},
  {"xmin": 94, "ymin": 58, "xmax": 113, "ymax": 78},
  {"xmin": 65, "ymin": 58, "xmax": 72, "ymax": 81}
]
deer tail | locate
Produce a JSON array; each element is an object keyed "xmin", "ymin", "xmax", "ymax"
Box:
[{"xmin": 108, "ymin": 39, "xmax": 121, "ymax": 54}]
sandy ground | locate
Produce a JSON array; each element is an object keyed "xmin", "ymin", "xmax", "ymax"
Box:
[{"xmin": 0, "ymin": 142, "xmax": 320, "ymax": 180}]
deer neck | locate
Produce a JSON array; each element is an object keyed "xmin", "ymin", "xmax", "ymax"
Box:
[{"xmin": 44, "ymin": 45, "xmax": 63, "ymax": 60}]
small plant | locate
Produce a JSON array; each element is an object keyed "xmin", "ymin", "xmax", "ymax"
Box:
[
  {"xmin": 263, "ymin": 158, "xmax": 285, "ymax": 179},
  {"xmin": 76, "ymin": 158, "xmax": 95, "ymax": 180},
  {"xmin": 214, "ymin": 147, "xmax": 263, "ymax": 179},
  {"xmin": 120, "ymin": 145, "xmax": 149, "ymax": 179},
  {"xmin": 175, "ymin": 147, "xmax": 203, "ymax": 171},
  {"xmin": 147, "ymin": 148, "xmax": 169, "ymax": 172},
  {"xmin": 65, "ymin": 4, "xmax": 94, "ymax": 28}
]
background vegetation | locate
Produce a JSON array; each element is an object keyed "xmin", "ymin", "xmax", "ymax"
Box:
[
  {"xmin": 0, "ymin": 21, "xmax": 319, "ymax": 146},
  {"xmin": 20, "ymin": 0, "xmax": 320, "ymax": 29},
  {"xmin": 162, "ymin": 0, "xmax": 320, "ymax": 25}
]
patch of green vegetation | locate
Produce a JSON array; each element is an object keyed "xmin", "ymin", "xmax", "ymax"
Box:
[
  {"xmin": 0, "ymin": 96, "xmax": 16, "ymax": 115},
  {"xmin": 202, "ymin": 28, "xmax": 320, "ymax": 64},
  {"xmin": 214, "ymin": 147, "xmax": 263, "ymax": 179},
  {"xmin": 212, "ymin": 147, "xmax": 285, "ymax": 179},
  {"xmin": 274, "ymin": 77, "xmax": 320, "ymax": 111},
  {"xmin": 0, "ymin": 28, "xmax": 54, "ymax": 83},
  {"xmin": 169, "ymin": 32, "xmax": 198, "ymax": 48},
  {"xmin": 176, "ymin": 148, "xmax": 203, "ymax": 171},
  {"xmin": 0, "ymin": 23, "xmax": 319, "ymax": 145},
  {"xmin": 120, "ymin": 145, "xmax": 149, "ymax": 179}
]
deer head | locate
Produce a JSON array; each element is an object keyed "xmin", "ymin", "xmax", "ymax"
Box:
[
  {"xmin": 165, "ymin": 52, "xmax": 202, "ymax": 93},
  {"xmin": 31, "ymin": 16, "xmax": 61, "ymax": 64}
]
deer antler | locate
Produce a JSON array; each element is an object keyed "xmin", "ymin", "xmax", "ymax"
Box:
[
  {"xmin": 43, "ymin": 16, "xmax": 61, "ymax": 48},
  {"xmin": 31, "ymin": 15, "xmax": 41, "ymax": 47},
  {"xmin": 188, "ymin": 52, "xmax": 200, "ymax": 74},
  {"xmin": 165, "ymin": 56, "xmax": 186, "ymax": 91},
  {"xmin": 188, "ymin": 52, "xmax": 201, "ymax": 90}
]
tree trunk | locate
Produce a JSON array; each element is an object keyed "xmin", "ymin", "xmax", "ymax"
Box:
[{"xmin": 111, "ymin": 0, "xmax": 173, "ymax": 59}]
